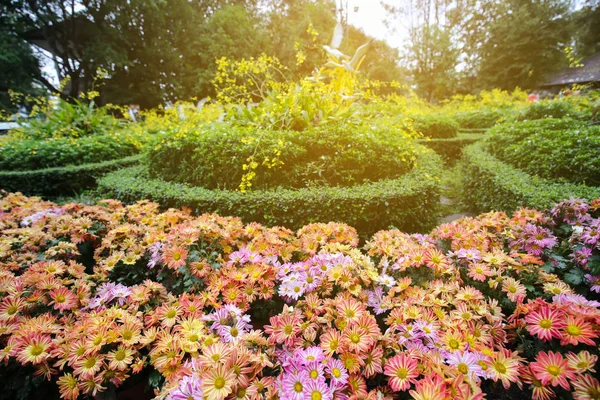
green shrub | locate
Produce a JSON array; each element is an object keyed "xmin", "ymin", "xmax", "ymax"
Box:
[
  {"xmin": 410, "ymin": 114, "xmax": 459, "ymax": 138},
  {"xmin": 516, "ymin": 100, "xmax": 577, "ymax": 121},
  {"xmin": 419, "ymin": 133, "xmax": 484, "ymax": 166},
  {"xmin": 452, "ymin": 109, "xmax": 505, "ymax": 129},
  {"xmin": 99, "ymin": 148, "xmax": 443, "ymax": 237},
  {"xmin": 0, "ymin": 155, "xmax": 143, "ymax": 197},
  {"xmin": 11, "ymin": 99, "xmax": 120, "ymax": 140},
  {"xmin": 0, "ymin": 131, "xmax": 145, "ymax": 171},
  {"xmin": 486, "ymin": 119, "xmax": 600, "ymax": 186},
  {"xmin": 460, "ymin": 141, "xmax": 600, "ymax": 213},
  {"xmin": 148, "ymin": 123, "xmax": 417, "ymax": 190}
]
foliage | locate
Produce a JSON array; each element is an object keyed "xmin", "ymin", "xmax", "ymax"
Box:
[
  {"xmin": 486, "ymin": 119, "xmax": 600, "ymax": 186},
  {"xmin": 147, "ymin": 123, "xmax": 418, "ymax": 190},
  {"xmin": 9, "ymin": 97, "xmax": 120, "ymax": 140},
  {"xmin": 1, "ymin": 192, "xmax": 599, "ymax": 400},
  {"xmin": 419, "ymin": 132, "xmax": 484, "ymax": 165},
  {"xmin": 410, "ymin": 113, "xmax": 459, "ymax": 138},
  {"xmin": 0, "ymin": 155, "xmax": 142, "ymax": 197},
  {"xmin": 452, "ymin": 109, "xmax": 505, "ymax": 129},
  {"xmin": 99, "ymin": 149, "xmax": 442, "ymax": 237},
  {"xmin": 477, "ymin": 0, "xmax": 571, "ymax": 90},
  {"xmin": 0, "ymin": 24, "xmax": 42, "ymax": 113},
  {"xmin": 0, "ymin": 131, "xmax": 144, "ymax": 171},
  {"xmin": 516, "ymin": 100, "xmax": 579, "ymax": 121},
  {"xmin": 460, "ymin": 141, "xmax": 600, "ymax": 213}
]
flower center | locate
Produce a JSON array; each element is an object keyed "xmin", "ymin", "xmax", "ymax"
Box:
[
  {"xmin": 449, "ymin": 339, "xmax": 459, "ymax": 349},
  {"xmin": 230, "ymin": 327, "xmax": 239, "ymax": 337},
  {"xmin": 85, "ymin": 357, "xmax": 97, "ymax": 369},
  {"xmin": 350, "ymin": 333, "xmax": 360, "ymax": 344},
  {"xmin": 566, "ymin": 325, "xmax": 581, "ymax": 336},
  {"xmin": 396, "ymin": 368, "xmax": 408, "ymax": 379},
  {"xmin": 457, "ymin": 363, "xmax": 469, "ymax": 374},
  {"xmin": 214, "ymin": 377, "xmax": 226, "ymax": 389},
  {"xmin": 333, "ymin": 368, "xmax": 341, "ymax": 378},
  {"xmin": 494, "ymin": 362, "xmax": 507, "ymax": 374},
  {"xmin": 284, "ymin": 325, "xmax": 293, "ymax": 335},
  {"xmin": 294, "ymin": 382, "xmax": 303, "ymax": 393},
  {"xmin": 311, "ymin": 392, "xmax": 322, "ymax": 400},
  {"xmin": 539, "ymin": 319, "xmax": 552, "ymax": 329},
  {"xmin": 30, "ymin": 344, "xmax": 44, "ymax": 356},
  {"xmin": 115, "ymin": 349, "xmax": 126, "ymax": 361},
  {"xmin": 310, "ymin": 370, "xmax": 318, "ymax": 379},
  {"xmin": 546, "ymin": 365, "xmax": 561, "ymax": 377}
]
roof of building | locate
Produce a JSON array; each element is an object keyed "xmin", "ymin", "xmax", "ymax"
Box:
[{"xmin": 541, "ymin": 52, "xmax": 600, "ymax": 87}]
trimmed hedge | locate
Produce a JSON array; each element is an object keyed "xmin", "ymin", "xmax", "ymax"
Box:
[
  {"xmin": 460, "ymin": 141, "xmax": 600, "ymax": 213},
  {"xmin": 147, "ymin": 123, "xmax": 416, "ymax": 190},
  {"xmin": 516, "ymin": 100, "xmax": 577, "ymax": 121},
  {"xmin": 411, "ymin": 114, "xmax": 459, "ymax": 138},
  {"xmin": 99, "ymin": 149, "xmax": 443, "ymax": 237},
  {"xmin": 0, "ymin": 155, "xmax": 143, "ymax": 197},
  {"xmin": 419, "ymin": 133, "xmax": 484, "ymax": 165},
  {"xmin": 0, "ymin": 132, "xmax": 144, "ymax": 171},
  {"xmin": 485, "ymin": 119, "xmax": 600, "ymax": 186},
  {"xmin": 452, "ymin": 109, "xmax": 506, "ymax": 129}
]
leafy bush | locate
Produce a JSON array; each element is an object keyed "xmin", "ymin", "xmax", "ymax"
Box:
[
  {"xmin": 516, "ymin": 100, "xmax": 577, "ymax": 121},
  {"xmin": 148, "ymin": 123, "xmax": 418, "ymax": 190},
  {"xmin": 419, "ymin": 133, "xmax": 484, "ymax": 165},
  {"xmin": 452, "ymin": 109, "xmax": 505, "ymax": 129},
  {"xmin": 10, "ymin": 99, "xmax": 120, "ymax": 140},
  {"xmin": 460, "ymin": 141, "xmax": 600, "ymax": 213},
  {"xmin": 100, "ymin": 148, "xmax": 443, "ymax": 236},
  {"xmin": 0, "ymin": 131, "xmax": 144, "ymax": 171},
  {"xmin": 0, "ymin": 155, "xmax": 142, "ymax": 196},
  {"xmin": 486, "ymin": 119, "xmax": 600, "ymax": 186},
  {"xmin": 410, "ymin": 113, "xmax": 459, "ymax": 138}
]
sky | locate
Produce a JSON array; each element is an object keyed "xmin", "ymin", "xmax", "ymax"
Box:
[{"xmin": 345, "ymin": 0, "xmax": 407, "ymax": 49}]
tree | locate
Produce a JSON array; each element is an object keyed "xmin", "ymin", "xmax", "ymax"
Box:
[
  {"xmin": 384, "ymin": 0, "xmax": 460, "ymax": 101},
  {"xmin": 477, "ymin": 0, "xmax": 571, "ymax": 90},
  {"xmin": 0, "ymin": 23, "xmax": 42, "ymax": 112},
  {"xmin": 571, "ymin": 0, "xmax": 600, "ymax": 59}
]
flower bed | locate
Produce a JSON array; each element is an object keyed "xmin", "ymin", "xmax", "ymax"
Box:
[
  {"xmin": 0, "ymin": 192, "xmax": 599, "ymax": 400},
  {"xmin": 98, "ymin": 148, "xmax": 442, "ymax": 237},
  {"xmin": 460, "ymin": 141, "xmax": 600, "ymax": 213}
]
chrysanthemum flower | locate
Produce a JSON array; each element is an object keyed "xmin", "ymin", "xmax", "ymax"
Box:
[
  {"xmin": 281, "ymin": 370, "xmax": 309, "ymax": 400},
  {"xmin": 446, "ymin": 351, "xmax": 484, "ymax": 379},
  {"xmin": 501, "ymin": 277, "xmax": 526, "ymax": 303},
  {"xmin": 163, "ymin": 245, "xmax": 188, "ymax": 270},
  {"xmin": 73, "ymin": 354, "xmax": 104, "ymax": 379},
  {"xmin": 326, "ymin": 358, "xmax": 349, "ymax": 387},
  {"xmin": 169, "ymin": 374, "xmax": 203, "ymax": 400},
  {"xmin": 486, "ymin": 349, "xmax": 524, "ymax": 390},
  {"xmin": 560, "ymin": 315, "xmax": 598, "ymax": 346},
  {"xmin": 201, "ymin": 364, "xmax": 236, "ymax": 400},
  {"xmin": 572, "ymin": 374, "xmax": 600, "ymax": 400},
  {"xmin": 16, "ymin": 333, "xmax": 52, "ymax": 365},
  {"xmin": 304, "ymin": 379, "xmax": 333, "ymax": 400},
  {"xmin": 57, "ymin": 373, "xmax": 80, "ymax": 400},
  {"xmin": 566, "ymin": 351, "xmax": 597, "ymax": 374},
  {"xmin": 320, "ymin": 329, "xmax": 342, "ymax": 356},
  {"xmin": 408, "ymin": 374, "xmax": 450, "ymax": 400},
  {"xmin": 341, "ymin": 325, "xmax": 373, "ymax": 354},
  {"xmin": 524, "ymin": 306, "xmax": 566, "ymax": 341},
  {"xmin": 530, "ymin": 351, "xmax": 575, "ymax": 390},
  {"xmin": 384, "ymin": 354, "xmax": 419, "ymax": 392},
  {"xmin": 106, "ymin": 347, "xmax": 133, "ymax": 371}
]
